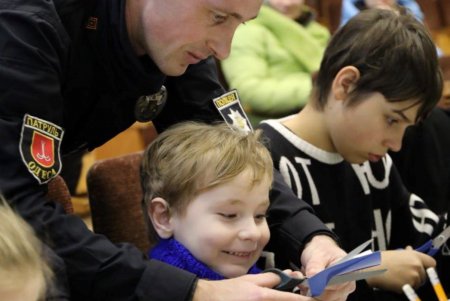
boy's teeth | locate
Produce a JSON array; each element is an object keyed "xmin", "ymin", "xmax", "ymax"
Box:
[{"xmin": 227, "ymin": 251, "xmax": 250, "ymax": 256}]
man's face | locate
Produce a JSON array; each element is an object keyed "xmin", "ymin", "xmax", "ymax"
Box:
[
  {"xmin": 169, "ymin": 169, "xmax": 271, "ymax": 278},
  {"xmin": 324, "ymin": 92, "xmax": 418, "ymax": 164},
  {"xmin": 129, "ymin": 0, "xmax": 262, "ymax": 76}
]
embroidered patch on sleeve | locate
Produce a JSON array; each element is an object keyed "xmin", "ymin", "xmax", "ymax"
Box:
[
  {"xmin": 212, "ymin": 89, "xmax": 253, "ymax": 134},
  {"xmin": 19, "ymin": 114, "xmax": 64, "ymax": 184}
]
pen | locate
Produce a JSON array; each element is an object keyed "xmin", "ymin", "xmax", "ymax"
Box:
[
  {"xmin": 426, "ymin": 267, "xmax": 448, "ymax": 301},
  {"xmin": 402, "ymin": 284, "xmax": 421, "ymax": 301}
]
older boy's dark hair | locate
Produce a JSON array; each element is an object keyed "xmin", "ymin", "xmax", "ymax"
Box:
[{"xmin": 312, "ymin": 8, "xmax": 443, "ymax": 122}]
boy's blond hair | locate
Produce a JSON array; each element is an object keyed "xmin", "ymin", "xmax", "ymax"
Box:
[
  {"xmin": 0, "ymin": 196, "xmax": 52, "ymax": 300},
  {"xmin": 141, "ymin": 122, "xmax": 273, "ymax": 238}
]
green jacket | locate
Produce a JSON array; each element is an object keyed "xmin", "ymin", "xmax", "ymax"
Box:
[{"xmin": 221, "ymin": 5, "xmax": 329, "ymax": 125}]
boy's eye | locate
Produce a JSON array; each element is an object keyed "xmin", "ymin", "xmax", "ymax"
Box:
[
  {"xmin": 218, "ymin": 213, "xmax": 237, "ymax": 219},
  {"xmin": 212, "ymin": 12, "xmax": 228, "ymax": 25},
  {"xmin": 386, "ymin": 116, "xmax": 398, "ymax": 126},
  {"xmin": 255, "ymin": 214, "xmax": 268, "ymax": 221}
]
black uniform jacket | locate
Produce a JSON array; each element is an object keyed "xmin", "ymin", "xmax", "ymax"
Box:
[{"xmin": 0, "ymin": 0, "xmax": 332, "ymax": 300}]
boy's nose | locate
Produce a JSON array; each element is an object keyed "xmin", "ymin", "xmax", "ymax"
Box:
[
  {"xmin": 238, "ymin": 221, "xmax": 262, "ymax": 241},
  {"xmin": 384, "ymin": 133, "xmax": 404, "ymax": 152}
]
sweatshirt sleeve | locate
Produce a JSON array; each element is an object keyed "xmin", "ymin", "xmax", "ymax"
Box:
[{"xmin": 221, "ymin": 24, "xmax": 315, "ymax": 116}]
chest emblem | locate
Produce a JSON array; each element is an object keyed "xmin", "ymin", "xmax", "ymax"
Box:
[
  {"xmin": 19, "ymin": 114, "xmax": 64, "ymax": 184},
  {"xmin": 135, "ymin": 85, "xmax": 167, "ymax": 122}
]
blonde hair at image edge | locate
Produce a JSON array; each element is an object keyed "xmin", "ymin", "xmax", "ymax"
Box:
[{"xmin": 0, "ymin": 196, "xmax": 52, "ymax": 301}]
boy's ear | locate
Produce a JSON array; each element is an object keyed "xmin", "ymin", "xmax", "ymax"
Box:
[
  {"xmin": 332, "ymin": 66, "xmax": 360, "ymax": 101},
  {"xmin": 147, "ymin": 197, "xmax": 173, "ymax": 239}
]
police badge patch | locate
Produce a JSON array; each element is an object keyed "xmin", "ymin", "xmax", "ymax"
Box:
[
  {"xmin": 19, "ymin": 114, "xmax": 64, "ymax": 184},
  {"xmin": 212, "ymin": 89, "xmax": 253, "ymax": 134}
]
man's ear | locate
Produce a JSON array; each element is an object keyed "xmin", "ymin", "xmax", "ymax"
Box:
[
  {"xmin": 147, "ymin": 197, "xmax": 173, "ymax": 239},
  {"xmin": 331, "ymin": 66, "xmax": 360, "ymax": 101}
]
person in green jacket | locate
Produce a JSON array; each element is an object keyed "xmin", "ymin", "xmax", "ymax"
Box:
[{"xmin": 221, "ymin": 0, "xmax": 329, "ymax": 126}]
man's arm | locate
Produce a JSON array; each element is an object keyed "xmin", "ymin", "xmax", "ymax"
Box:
[
  {"xmin": 267, "ymin": 171, "xmax": 355, "ymax": 300},
  {"xmin": 0, "ymin": 115, "xmax": 201, "ymax": 301},
  {"xmin": 0, "ymin": 4, "xmax": 198, "ymax": 299},
  {"xmin": 266, "ymin": 171, "xmax": 338, "ymax": 268}
]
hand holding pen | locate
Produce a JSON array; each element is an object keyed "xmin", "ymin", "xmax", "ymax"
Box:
[
  {"xmin": 402, "ymin": 267, "xmax": 448, "ymax": 301},
  {"xmin": 365, "ymin": 247, "xmax": 435, "ymax": 293},
  {"xmin": 401, "ymin": 224, "xmax": 450, "ymax": 301}
]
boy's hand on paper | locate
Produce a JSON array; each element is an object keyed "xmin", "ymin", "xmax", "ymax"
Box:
[{"xmin": 366, "ymin": 247, "xmax": 436, "ymax": 293}]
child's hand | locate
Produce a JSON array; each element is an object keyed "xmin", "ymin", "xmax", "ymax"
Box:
[{"xmin": 366, "ymin": 247, "xmax": 436, "ymax": 293}]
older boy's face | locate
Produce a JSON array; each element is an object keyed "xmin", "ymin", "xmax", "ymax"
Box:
[
  {"xmin": 128, "ymin": 0, "xmax": 262, "ymax": 76},
  {"xmin": 169, "ymin": 169, "xmax": 271, "ymax": 278},
  {"xmin": 325, "ymin": 92, "xmax": 418, "ymax": 164}
]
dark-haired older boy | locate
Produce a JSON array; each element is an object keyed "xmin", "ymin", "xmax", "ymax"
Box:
[{"xmin": 260, "ymin": 8, "xmax": 444, "ymax": 301}]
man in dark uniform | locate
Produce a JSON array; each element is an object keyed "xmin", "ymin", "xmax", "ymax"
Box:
[{"xmin": 0, "ymin": 0, "xmax": 354, "ymax": 300}]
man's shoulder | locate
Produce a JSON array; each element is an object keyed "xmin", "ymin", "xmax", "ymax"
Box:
[
  {"xmin": 0, "ymin": 0, "xmax": 73, "ymax": 69},
  {"xmin": 0, "ymin": 0, "xmax": 88, "ymax": 29},
  {"xmin": 0, "ymin": 0, "xmax": 59, "ymax": 21}
]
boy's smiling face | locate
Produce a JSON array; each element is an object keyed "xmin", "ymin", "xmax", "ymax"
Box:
[
  {"xmin": 167, "ymin": 168, "xmax": 271, "ymax": 278},
  {"xmin": 324, "ymin": 92, "xmax": 418, "ymax": 164}
]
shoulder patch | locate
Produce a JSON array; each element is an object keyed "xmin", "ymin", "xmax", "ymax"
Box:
[
  {"xmin": 212, "ymin": 89, "xmax": 253, "ymax": 134},
  {"xmin": 19, "ymin": 114, "xmax": 64, "ymax": 184}
]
